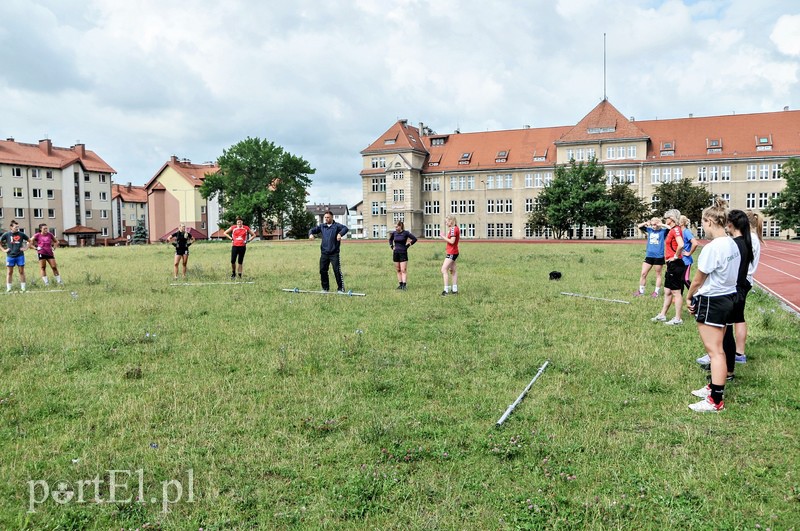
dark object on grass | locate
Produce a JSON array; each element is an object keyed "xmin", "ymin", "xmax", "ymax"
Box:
[{"xmin": 549, "ymin": 271, "xmax": 562, "ymax": 280}]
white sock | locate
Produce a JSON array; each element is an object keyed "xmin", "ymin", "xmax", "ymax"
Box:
[
  {"xmin": 452, "ymin": 284, "xmax": 458, "ymax": 293},
  {"xmin": 639, "ymin": 286, "xmax": 645, "ymax": 294},
  {"xmin": 5, "ymin": 284, "xmax": 10, "ymax": 291},
  {"xmin": 43, "ymin": 277, "xmax": 50, "ymax": 285},
  {"xmin": 654, "ymin": 287, "xmax": 660, "ymax": 294},
  {"xmin": 55, "ymin": 275, "xmax": 62, "ymax": 283},
  {"xmin": 444, "ymin": 286, "xmax": 450, "ymax": 293},
  {"xmin": 21, "ymin": 282, "xmax": 26, "ymax": 291}
]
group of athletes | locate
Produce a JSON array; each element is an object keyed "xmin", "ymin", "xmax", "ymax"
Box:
[
  {"xmin": 635, "ymin": 201, "xmax": 763, "ymax": 412},
  {"xmin": 168, "ymin": 210, "xmax": 461, "ymax": 296},
  {"xmin": 1, "ymin": 220, "xmax": 63, "ymax": 293}
]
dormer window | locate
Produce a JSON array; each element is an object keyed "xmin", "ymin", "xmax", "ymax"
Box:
[
  {"xmin": 430, "ymin": 136, "xmax": 447, "ymax": 146},
  {"xmin": 459, "ymin": 152, "xmax": 472, "ymax": 165},
  {"xmin": 428, "ymin": 154, "xmax": 442, "ymax": 167},
  {"xmin": 495, "ymin": 150, "xmax": 508, "ymax": 163},
  {"xmin": 756, "ymin": 134, "xmax": 773, "ymax": 151},
  {"xmin": 384, "ymin": 132, "xmax": 398, "ymax": 145},
  {"xmin": 660, "ymin": 140, "xmax": 675, "ymax": 156},
  {"xmin": 532, "ymin": 148, "xmax": 548, "ymax": 162},
  {"xmin": 707, "ymin": 138, "xmax": 722, "ymax": 154},
  {"xmin": 588, "ymin": 126, "xmax": 616, "ymax": 134}
]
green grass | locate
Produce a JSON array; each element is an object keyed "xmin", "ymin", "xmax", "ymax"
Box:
[{"xmin": 1, "ymin": 240, "xmax": 798, "ymax": 529}]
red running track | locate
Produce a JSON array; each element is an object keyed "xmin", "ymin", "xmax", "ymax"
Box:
[{"xmin": 754, "ymin": 239, "xmax": 800, "ymax": 315}]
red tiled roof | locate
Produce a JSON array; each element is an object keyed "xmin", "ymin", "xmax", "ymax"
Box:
[
  {"xmin": 145, "ymin": 156, "xmax": 220, "ymax": 190},
  {"xmin": 0, "ymin": 138, "xmax": 116, "ymax": 173},
  {"xmin": 557, "ymin": 99, "xmax": 649, "ymax": 144},
  {"xmin": 361, "ymin": 120, "xmax": 429, "ymax": 156},
  {"xmin": 112, "ymin": 183, "xmax": 147, "ymax": 203},
  {"xmin": 158, "ymin": 226, "xmax": 206, "ymax": 242},
  {"xmin": 63, "ymin": 225, "xmax": 101, "ymax": 234}
]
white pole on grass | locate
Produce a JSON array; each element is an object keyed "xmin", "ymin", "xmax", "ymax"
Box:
[{"xmin": 496, "ymin": 360, "xmax": 550, "ymax": 426}]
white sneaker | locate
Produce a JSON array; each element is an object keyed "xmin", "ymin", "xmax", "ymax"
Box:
[
  {"xmin": 664, "ymin": 318, "xmax": 683, "ymax": 325},
  {"xmin": 696, "ymin": 354, "xmax": 710, "ymax": 365},
  {"xmin": 650, "ymin": 314, "xmax": 667, "ymax": 322},
  {"xmin": 689, "ymin": 396, "xmax": 724, "ymax": 412},
  {"xmin": 691, "ymin": 384, "xmax": 711, "ymax": 398}
]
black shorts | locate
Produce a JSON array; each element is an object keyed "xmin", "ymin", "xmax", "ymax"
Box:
[
  {"xmin": 644, "ymin": 256, "xmax": 665, "ymax": 266},
  {"xmin": 445, "ymin": 253, "xmax": 459, "ymax": 261},
  {"xmin": 38, "ymin": 253, "xmax": 55, "ymax": 261},
  {"xmin": 393, "ymin": 251, "xmax": 408, "ymax": 263},
  {"xmin": 692, "ymin": 293, "xmax": 736, "ymax": 328},
  {"xmin": 231, "ymin": 246, "xmax": 247, "ymax": 264},
  {"xmin": 664, "ymin": 260, "xmax": 686, "ymax": 291},
  {"xmin": 728, "ymin": 283, "xmax": 752, "ymax": 324},
  {"xmin": 175, "ymin": 249, "xmax": 189, "ymax": 257}
]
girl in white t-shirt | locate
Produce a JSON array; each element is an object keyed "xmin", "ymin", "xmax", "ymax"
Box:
[{"xmin": 685, "ymin": 198, "xmax": 741, "ymax": 412}]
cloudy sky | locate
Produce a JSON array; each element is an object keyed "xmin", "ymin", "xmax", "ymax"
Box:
[{"xmin": 2, "ymin": 0, "xmax": 798, "ymax": 206}]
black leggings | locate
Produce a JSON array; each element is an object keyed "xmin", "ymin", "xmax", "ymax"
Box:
[{"xmin": 231, "ymin": 246, "xmax": 247, "ymax": 264}]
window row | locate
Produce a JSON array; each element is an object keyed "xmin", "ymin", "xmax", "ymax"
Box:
[{"xmin": 0, "ymin": 208, "xmax": 109, "ymax": 219}]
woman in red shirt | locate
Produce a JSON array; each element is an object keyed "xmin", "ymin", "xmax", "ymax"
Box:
[{"xmin": 440, "ymin": 215, "xmax": 460, "ymax": 296}]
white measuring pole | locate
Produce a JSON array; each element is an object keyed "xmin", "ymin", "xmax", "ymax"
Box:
[{"xmin": 496, "ymin": 360, "xmax": 550, "ymax": 426}]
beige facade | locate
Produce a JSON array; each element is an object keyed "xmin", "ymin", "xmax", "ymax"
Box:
[{"xmin": 361, "ymin": 102, "xmax": 799, "ymax": 240}]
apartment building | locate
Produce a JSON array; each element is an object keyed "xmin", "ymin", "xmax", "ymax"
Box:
[
  {"xmin": 360, "ymin": 100, "xmax": 798, "ymax": 240},
  {"xmin": 0, "ymin": 137, "xmax": 115, "ymax": 243},
  {"xmin": 111, "ymin": 182, "xmax": 148, "ymax": 242},
  {"xmin": 145, "ymin": 156, "xmax": 221, "ymax": 242}
]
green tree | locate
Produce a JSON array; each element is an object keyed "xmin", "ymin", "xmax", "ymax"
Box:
[
  {"xmin": 200, "ymin": 137, "xmax": 315, "ymax": 236},
  {"xmin": 527, "ymin": 158, "xmax": 612, "ymax": 239},
  {"xmin": 764, "ymin": 157, "xmax": 800, "ymax": 235},
  {"xmin": 651, "ymin": 178, "xmax": 713, "ymax": 226},
  {"xmin": 132, "ymin": 219, "xmax": 148, "ymax": 244},
  {"xmin": 606, "ymin": 180, "xmax": 651, "ymax": 239}
]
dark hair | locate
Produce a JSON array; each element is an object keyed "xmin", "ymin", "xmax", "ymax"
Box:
[
  {"xmin": 728, "ymin": 209, "xmax": 754, "ymax": 266},
  {"xmin": 396, "ymin": 221, "xmax": 405, "ymax": 231},
  {"xmin": 324, "ymin": 210, "xmax": 334, "ymax": 217},
  {"xmin": 236, "ymin": 217, "xmax": 243, "ymax": 222}
]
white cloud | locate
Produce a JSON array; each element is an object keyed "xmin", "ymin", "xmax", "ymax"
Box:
[{"xmin": 1, "ymin": 0, "xmax": 799, "ymax": 207}]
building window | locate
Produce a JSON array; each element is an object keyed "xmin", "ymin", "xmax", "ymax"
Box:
[
  {"xmin": 650, "ymin": 168, "xmax": 660, "ymax": 184},
  {"xmin": 84, "ymin": 174, "xmax": 90, "ymax": 182},
  {"xmin": 747, "ymin": 164, "xmax": 757, "ymax": 180},
  {"xmin": 200, "ymin": 205, "xmax": 206, "ymax": 214},
  {"xmin": 486, "ymin": 175, "xmax": 494, "ymax": 189},
  {"xmin": 424, "ymin": 224, "xmax": 441, "ymax": 238},
  {"xmin": 371, "ymin": 201, "xmax": 379, "ymax": 215},
  {"xmin": 487, "ymin": 199, "xmax": 495, "ymax": 214},
  {"xmin": 371, "ymin": 177, "xmax": 386, "ymax": 192},
  {"xmin": 450, "ymin": 201, "xmax": 458, "ymax": 215},
  {"xmin": 101, "ymin": 210, "xmax": 108, "ymax": 219},
  {"xmin": 746, "ymin": 193, "xmax": 756, "ymax": 209},
  {"xmin": 31, "ymin": 169, "xmax": 41, "ymax": 178},
  {"xmin": 566, "ymin": 149, "xmax": 575, "ymax": 161},
  {"xmin": 772, "ymin": 163, "xmax": 783, "ymax": 179},
  {"xmin": 525, "ymin": 174, "xmax": 533, "ymax": 188},
  {"xmin": 468, "ymin": 200, "xmax": 475, "ymax": 214},
  {"xmin": 14, "ymin": 187, "xmax": 24, "ymax": 198},
  {"xmin": 393, "ymin": 189, "xmax": 404, "ymax": 202},
  {"xmin": 627, "ymin": 146, "xmax": 637, "ymax": 158},
  {"xmin": 709, "ymin": 166, "xmax": 719, "ymax": 181},
  {"xmin": 46, "ymin": 170, "xmax": 54, "ymax": 179},
  {"xmin": 32, "ymin": 189, "xmax": 43, "ymax": 199},
  {"xmin": 626, "ymin": 169, "xmax": 636, "ymax": 184},
  {"xmin": 423, "ymin": 177, "xmax": 440, "ymax": 191},
  {"xmin": 371, "ymin": 157, "xmax": 386, "ymax": 169},
  {"xmin": 86, "ymin": 210, "xmax": 93, "ymax": 219},
  {"xmin": 721, "ymin": 166, "xmax": 731, "ymax": 181},
  {"xmin": 85, "ymin": 191, "xmax": 91, "ymax": 200},
  {"xmin": 392, "ymin": 171, "xmax": 403, "ymax": 180},
  {"xmin": 99, "ymin": 174, "xmax": 107, "ymax": 183},
  {"xmin": 392, "ymin": 212, "xmax": 405, "ymax": 223},
  {"xmin": 48, "ymin": 209, "xmax": 55, "ymax": 218},
  {"xmin": 101, "ymin": 227, "xmax": 108, "ymax": 237},
  {"xmin": 13, "ymin": 167, "xmax": 22, "ymax": 177},
  {"xmin": 47, "ymin": 189, "xmax": 55, "ymax": 199},
  {"xmin": 15, "ymin": 208, "xmax": 24, "ymax": 218},
  {"xmin": 0, "ymin": 208, "xmax": 4, "ymax": 218},
  {"xmin": 758, "ymin": 193, "xmax": 769, "ymax": 208},
  {"xmin": 505, "ymin": 174, "xmax": 513, "ymax": 189},
  {"xmin": 525, "ymin": 198, "xmax": 534, "ymax": 213},
  {"xmin": 769, "ymin": 220, "xmax": 781, "ymax": 238},
  {"xmin": 759, "ymin": 164, "xmax": 769, "ymax": 180},
  {"xmin": 99, "ymin": 192, "xmax": 108, "ymax": 201},
  {"xmin": 534, "ymin": 173, "xmax": 543, "ymax": 188},
  {"xmin": 697, "ymin": 167, "xmax": 707, "ymax": 182},
  {"xmin": 33, "ymin": 208, "xmax": 43, "ymax": 218},
  {"xmin": 380, "ymin": 202, "xmax": 387, "ymax": 215}
]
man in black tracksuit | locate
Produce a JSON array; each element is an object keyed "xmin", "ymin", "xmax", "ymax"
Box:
[{"xmin": 308, "ymin": 210, "xmax": 349, "ymax": 292}]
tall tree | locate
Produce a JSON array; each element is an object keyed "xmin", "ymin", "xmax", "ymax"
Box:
[
  {"xmin": 606, "ymin": 180, "xmax": 652, "ymax": 239},
  {"xmin": 763, "ymin": 157, "xmax": 800, "ymax": 235},
  {"xmin": 531, "ymin": 158, "xmax": 612, "ymax": 239},
  {"xmin": 200, "ymin": 137, "xmax": 314, "ymax": 236},
  {"xmin": 651, "ymin": 178, "xmax": 713, "ymax": 226}
]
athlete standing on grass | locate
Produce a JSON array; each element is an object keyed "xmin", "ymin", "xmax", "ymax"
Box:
[
  {"xmin": 170, "ymin": 224, "xmax": 194, "ymax": 280},
  {"xmin": 680, "ymin": 215, "xmax": 698, "ymax": 289},
  {"xmin": 685, "ymin": 198, "xmax": 740, "ymax": 412},
  {"xmin": 309, "ymin": 210, "xmax": 349, "ymax": 293},
  {"xmin": 1, "ymin": 220, "xmax": 30, "ymax": 293},
  {"xmin": 634, "ymin": 217, "xmax": 668, "ymax": 297},
  {"xmin": 224, "ymin": 217, "xmax": 256, "ymax": 280},
  {"xmin": 31, "ymin": 223, "xmax": 63, "ymax": 287},
  {"xmin": 440, "ymin": 215, "xmax": 460, "ymax": 296},
  {"xmin": 652, "ymin": 209, "xmax": 685, "ymax": 325},
  {"xmin": 389, "ymin": 221, "xmax": 417, "ymax": 290}
]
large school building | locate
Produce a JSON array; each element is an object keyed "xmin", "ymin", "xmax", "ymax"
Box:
[{"xmin": 360, "ymin": 100, "xmax": 799, "ymax": 240}]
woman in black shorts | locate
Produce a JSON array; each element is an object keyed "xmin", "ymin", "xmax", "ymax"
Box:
[
  {"xmin": 389, "ymin": 222, "xmax": 417, "ymax": 290},
  {"xmin": 685, "ymin": 198, "xmax": 741, "ymax": 412}
]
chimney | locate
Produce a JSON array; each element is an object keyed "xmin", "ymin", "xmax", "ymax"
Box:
[
  {"xmin": 630, "ymin": 116, "xmax": 635, "ymax": 121},
  {"xmin": 39, "ymin": 138, "xmax": 52, "ymax": 156},
  {"xmin": 72, "ymin": 143, "xmax": 86, "ymax": 157},
  {"xmin": 785, "ymin": 106, "xmax": 790, "ymax": 111},
  {"xmin": 419, "ymin": 122, "xmax": 424, "ymax": 136},
  {"xmin": 170, "ymin": 155, "xmax": 179, "ymax": 164},
  {"xmin": 126, "ymin": 182, "xmax": 132, "ymax": 192},
  {"xmin": 689, "ymin": 113, "xmax": 693, "ymax": 118},
  {"xmin": 6, "ymin": 136, "xmax": 15, "ymax": 142}
]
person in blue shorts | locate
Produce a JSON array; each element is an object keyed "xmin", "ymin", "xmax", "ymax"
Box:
[
  {"xmin": 634, "ymin": 217, "xmax": 668, "ymax": 297},
  {"xmin": 1, "ymin": 220, "xmax": 30, "ymax": 293}
]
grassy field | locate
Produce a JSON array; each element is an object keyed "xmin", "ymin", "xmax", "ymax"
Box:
[{"xmin": 1, "ymin": 239, "xmax": 798, "ymax": 530}]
